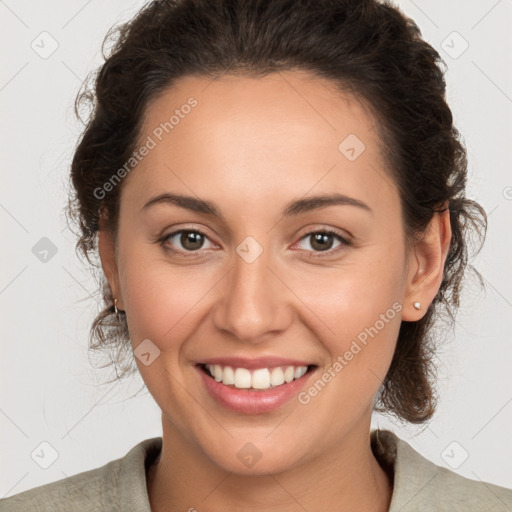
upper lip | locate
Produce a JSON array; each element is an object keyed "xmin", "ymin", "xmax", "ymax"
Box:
[{"xmin": 198, "ymin": 356, "xmax": 315, "ymax": 370}]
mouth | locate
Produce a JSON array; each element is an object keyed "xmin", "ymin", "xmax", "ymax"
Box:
[
  {"xmin": 198, "ymin": 363, "xmax": 316, "ymax": 391},
  {"xmin": 196, "ymin": 361, "xmax": 318, "ymax": 414}
]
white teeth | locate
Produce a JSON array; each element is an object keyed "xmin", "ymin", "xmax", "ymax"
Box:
[
  {"xmin": 234, "ymin": 368, "xmax": 252, "ymax": 388},
  {"xmin": 222, "ymin": 365, "xmax": 234, "ymax": 385},
  {"xmin": 251, "ymin": 368, "xmax": 270, "ymax": 389},
  {"xmin": 270, "ymin": 367, "xmax": 285, "ymax": 386},
  {"xmin": 294, "ymin": 366, "xmax": 307, "ymax": 379},
  {"xmin": 284, "ymin": 366, "xmax": 295, "ymax": 383},
  {"xmin": 204, "ymin": 364, "xmax": 309, "ymax": 390},
  {"xmin": 214, "ymin": 364, "xmax": 223, "ymax": 382}
]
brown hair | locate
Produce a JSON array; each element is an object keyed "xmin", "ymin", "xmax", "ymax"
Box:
[{"xmin": 66, "ymin": 0, "xmax": 486, "ymax": 423}]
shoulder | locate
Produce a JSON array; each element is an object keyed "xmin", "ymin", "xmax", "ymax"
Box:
[
  {"xmin": 372, "ymin": 429, "xmax": 512, "ymax": 512},
  {"xmin": 0, "ymin": 437, "xmax": 162, "ymax": 512}
]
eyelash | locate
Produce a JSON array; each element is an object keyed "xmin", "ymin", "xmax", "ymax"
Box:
[{"xmin": 158, "ymin": 228, "xmax": 352, "ymax": 259}]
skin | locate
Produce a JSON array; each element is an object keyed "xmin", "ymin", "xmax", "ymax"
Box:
[{"xmin": 98, "ymin": 70, "xmax": 451, "ymax": 512}]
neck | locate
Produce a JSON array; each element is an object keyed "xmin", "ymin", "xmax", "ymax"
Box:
[{"xmin": 147, "ymin": 418, "xmax": 393, "ymax": 512}]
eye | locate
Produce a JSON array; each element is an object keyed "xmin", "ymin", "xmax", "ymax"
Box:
[
  {"xmin": 294, "ymin": 229, "xmax": 351, "ymax": 256},
  {"xmin": 161, "ymin": 229, "xmax": 215, "ymax": 255},
  {"xmin": 159, "ymin": 227, "xmax": 351, "ymax": 258}
]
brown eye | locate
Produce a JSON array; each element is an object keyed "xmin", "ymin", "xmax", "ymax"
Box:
[
  {"xmin": 163, "ymin": 229, "xmax": 214, "ymax": 253},
  {"xmin": 295, "ymin": 229, "xmax": 351, "ymax": 256},
  {"xmin": 310, "ymin": 232, "xmax": 335, "ymax": 251},
  {"xmin": 180, "ymin": 231, "xmax": 205, "ymax": 250}
]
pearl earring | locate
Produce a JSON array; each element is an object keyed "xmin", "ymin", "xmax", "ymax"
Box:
[
  {"xmin": 413, "ymin": 301, "xmax": 421, "ymax": 310},
  {"xmin": 114, "ymin": 298, "xmax": 119, "ymax": 315}
]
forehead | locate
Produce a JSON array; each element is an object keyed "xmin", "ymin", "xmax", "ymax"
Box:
[{"xmin": 123, "ymin": 70, "xmax": 396, "ymax": 214}]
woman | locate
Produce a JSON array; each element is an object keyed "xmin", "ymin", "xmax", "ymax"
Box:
[{"xmin": 2, "ymin": 0, "xmax": 511, "ymax": 510}]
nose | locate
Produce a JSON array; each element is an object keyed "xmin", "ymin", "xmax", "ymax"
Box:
[{"xmin": 212, "ymin": 242, "xmax": 293, "ymax": 344}]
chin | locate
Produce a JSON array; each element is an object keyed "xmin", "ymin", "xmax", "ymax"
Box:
[
  {"xmin": 202, "ymin": 437, "xmax": 307, "ymax": 476},
  {"xmin": 216, "ymin": 454, "xmax": 299, "ymax": 477}
]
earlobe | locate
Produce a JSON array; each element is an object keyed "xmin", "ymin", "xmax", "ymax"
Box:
[{"xmin": 402, "ymin": 207, "xmax": 452, "ymax": 321}]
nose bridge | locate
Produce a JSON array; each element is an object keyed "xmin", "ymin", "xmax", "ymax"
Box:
[{"xmin": 213, "ymin": 235, "xmax": 290, "ymax": 342}]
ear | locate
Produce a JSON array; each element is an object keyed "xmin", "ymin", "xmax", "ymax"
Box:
[
  {"xmin": 401, "ymin": 206, "xmax": 452, "ymax": 321},
  {"xmin": 98, "ymin": 221, "xmax": 124, "ymax": 310}
]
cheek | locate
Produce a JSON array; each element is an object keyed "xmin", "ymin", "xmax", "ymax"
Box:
[
  {"xmin": 117, "ymin": 246, "xmax": 213, "ymax": 348},
  {"xmin": 299, "ymin": 249, "xmax": 406, "ymax": 339},
  {"xmin": 117, "ymin": 254, "xmax": 212, "ymax": 423},
  {"xmin": 123, "ymin": 272, "xmax": 205, "ymax": 345},
  {"xmin": 294, "ymin": 279, "xmax": 402, "ymax": 437},
  {"xmin": 293, "ymin": 247, "xmax": 405, "ymax": 394}
]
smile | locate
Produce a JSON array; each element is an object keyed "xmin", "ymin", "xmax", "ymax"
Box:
[
  {"xmin": 196, "ymin": 360, "xmax": 317, "ymax": 414},
  {"xmin": 203, "ymin": 364, "xmax": 310, "ymax": 390}
]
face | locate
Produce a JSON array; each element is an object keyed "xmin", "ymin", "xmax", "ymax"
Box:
[{"xmin": 100, "ymin": 70, "xmax": 431, "ymax": 475}]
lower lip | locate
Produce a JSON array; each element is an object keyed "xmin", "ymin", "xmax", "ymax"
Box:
[{"xmin": 197, "ymin": 365, "xmax": 315, "ymax": 415}]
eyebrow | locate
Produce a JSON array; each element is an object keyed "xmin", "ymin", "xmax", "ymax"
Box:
[{"xmin": 141, "ymin": 192, "xmax": 372, "ymax": 219}]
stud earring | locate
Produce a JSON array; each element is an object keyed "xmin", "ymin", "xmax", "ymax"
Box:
[
  {"xmin": 413, "ymin": 301, "xmax": 421, "ymax": 310},
  {"xmin": 114, "ymin": 298, "xmax": 119, "ymax": 315}
]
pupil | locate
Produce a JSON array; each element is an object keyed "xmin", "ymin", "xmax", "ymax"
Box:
[
  {"xmin": 311, "ymin": 233, "xmax": 332, "ymax": 251},
  {"xmin": 182, "ymin": 231, "xmax": 203, "ymax": 250}
]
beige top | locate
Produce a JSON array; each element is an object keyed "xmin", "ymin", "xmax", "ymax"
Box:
[{"xmin": 1, "ymin": 429, "xmax": 511, "ymax": 511}]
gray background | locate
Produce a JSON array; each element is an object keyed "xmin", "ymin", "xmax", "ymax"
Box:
[{"xmin": 1, "ymin": 0, "xmax": 511, "ymax": 497}]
